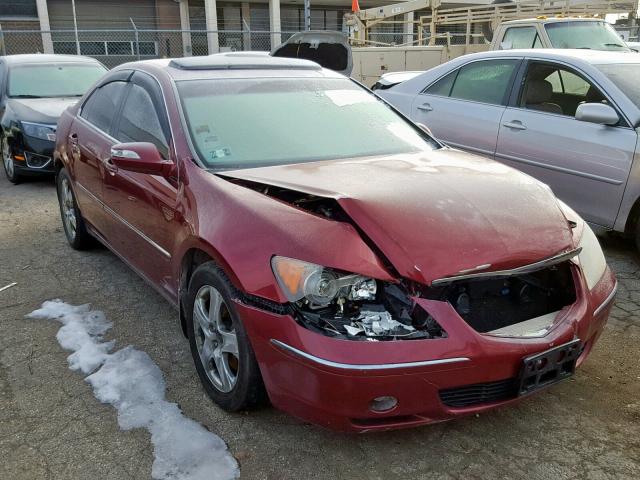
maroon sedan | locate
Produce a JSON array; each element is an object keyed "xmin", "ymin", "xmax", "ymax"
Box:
[{"xmin": 53, "ymin": 54, "xmax": 617, "ymax": 432}]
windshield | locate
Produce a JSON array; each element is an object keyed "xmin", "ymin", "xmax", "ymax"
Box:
[
  {"xmin": 8, "ymin": 63, "xmax": 107, "ymax": 98},
  {"xmin": 596, "ymin": 63, "xmax": 640, "ymax": 106},
  {"xmin": 545, "ymin": 21, "xmax": 629, "ymax": 51},
  {"xmin": 177, "ymin": 77, "xmax": 438, "ymax": 169}
]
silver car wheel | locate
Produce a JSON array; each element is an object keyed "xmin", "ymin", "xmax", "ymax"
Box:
[
  {"xmin": 193, "ymin": 285, "xmax": 239, "ymax": 393},
  {"xmin": 60, "ymin": 177, "xmax": 77, "ymax": 239},
  {"xmin": 2, "ymin": 137, "xmax": 14, "ymax": 178}
]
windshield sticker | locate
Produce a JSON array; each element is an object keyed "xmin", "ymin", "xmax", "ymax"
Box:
[{"xmin": 210, "ymin": 148, "xmax": 232, "ymax": 160}]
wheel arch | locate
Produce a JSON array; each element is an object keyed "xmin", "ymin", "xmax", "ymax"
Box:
[
  {"xmin": 177, "ymin": 243, "xmax": 243, "ymax": 338},
  {"xmin": 624, "ymin": 194, "xmax": 640, "ymax": 238}
]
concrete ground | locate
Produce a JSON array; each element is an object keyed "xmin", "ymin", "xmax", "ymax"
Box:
[{"xmin": 1, "ymin": 173, "xmax": 639, "ymax": 480}]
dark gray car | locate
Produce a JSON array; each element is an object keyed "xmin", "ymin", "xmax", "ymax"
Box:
[{"xmin": 378, "ymin": 49, "xmax": 640, "ymax": 247}]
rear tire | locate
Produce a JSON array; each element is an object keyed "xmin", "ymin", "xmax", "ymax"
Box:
[
  {"xmin": 2, "ymin": 135, "xmax": 21, "ymax": 184},
  {"xmin": 56, "ymin": 168, "xmax": 93, "ymax": 250},
  {"xmin": 186, "ymin": 261, "xmax": 266, "ymax": 411}
]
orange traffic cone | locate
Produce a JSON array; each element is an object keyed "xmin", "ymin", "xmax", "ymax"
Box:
[{"xmin": 352, "ymin": 0, "xmax": 360, "ymax": 13}]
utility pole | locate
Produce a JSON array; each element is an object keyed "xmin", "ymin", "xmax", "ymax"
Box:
[
  {"xmin": 304, "ymin": 0, "xmax": 311, "ymax": 30},
  {"xmin": 71, "ymin": 0, "xmax": 80, "ymax": 55}
]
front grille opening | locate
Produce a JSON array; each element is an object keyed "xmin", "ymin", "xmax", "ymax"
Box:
[
  {"xmin": 439, "ymin": 378, "xmax": 518, "ymax": 408},
  {"xmin": 439, "ymin": 262, "xmax": 576, "ymax": 333}
]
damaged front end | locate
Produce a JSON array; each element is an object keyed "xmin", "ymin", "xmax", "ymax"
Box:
[
  {"xmin": 271, "ymin": 256, "xmax": 445, "ymax": 341},
  {"xmin": 271, "ymin": 251, "xmax": 580, "ymax": 342}
]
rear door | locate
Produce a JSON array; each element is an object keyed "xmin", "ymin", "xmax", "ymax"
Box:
[
  {"xmin": 69, "ymin": 74, "xmax": 130, "ymax": 234},
  {"xmin": 411, "ymin": 58, "xmax": 521, "ymax": 158},
  {"xmin": 102, "ymin": 71, "xmax": 179, "ymax": 297},
  {"xmin": 495, "ymin": 59, "xmax": 637, "ymax": 228}
]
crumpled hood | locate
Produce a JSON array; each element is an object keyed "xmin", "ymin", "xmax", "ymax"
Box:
[
  {"xmin": 222, "ymin": 149, "xmax": 574, "ymax": 284},
  {"xmin": 7, "ymin": 97, "xmax": 79, "ymax": 124}
]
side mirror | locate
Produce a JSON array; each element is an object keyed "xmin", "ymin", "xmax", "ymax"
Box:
[
  {"xmin": 575, "ymin": 103, "xmax": 619, "ymax": 126},
  {"xmin": 110, "ymin": 142, "xmax": 174, "ymax": 177}
]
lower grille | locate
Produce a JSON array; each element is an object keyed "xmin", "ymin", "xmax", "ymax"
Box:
[
  {"xmin": 25, "ymin": 152, "xmax": 52, "ymax": 169},
  {"xmin": 439, "ymin": 378, "xmax": 518, "ymax": 408}
]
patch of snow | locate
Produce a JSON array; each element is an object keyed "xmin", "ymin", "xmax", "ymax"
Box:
[{"xmin": 28, "ymin": 300, "xmax": 239, "ymax": 480}]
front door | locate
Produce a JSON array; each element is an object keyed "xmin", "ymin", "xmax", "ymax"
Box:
[
  {"xmin": 69, "ymin": 80, "xmax": 128, "ymax": 234},
  {"xmin": 102, "ymin": 72, "xmax": 179, "ymax": 299},
  {"xmin": 412, "ymin": 58, "xmax": 521, "ymax": 158},
  {"xmin": 495, "ymin": 60, "xmax": 637, "ymax": 228}
]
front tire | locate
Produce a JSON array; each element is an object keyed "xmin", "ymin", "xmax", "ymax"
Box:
[
  {"xmin": 186, "ymin": 262, "xmax": 266, "ymax": 411},
  {"xmin": 2, "ymin": 135, "xmax": 21, "ymax": 184},
  {"xmin": 56, "ymin": 168, "xmax": 93, "ymax": 250}
]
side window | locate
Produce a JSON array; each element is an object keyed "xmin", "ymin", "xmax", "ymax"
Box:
[
  {"xmin": 559, "ymin": 70, "xmax": 590, "ymax": 96},
  {"xmin": 81, "ymin": 81, "xmax": 127, "ymax": 133},
  {"xmin": 501, "ymin": 27, "xmax": 538, "ymax": 49},
  {"xmin": 115, "ymin": 84, "xmax": 168, "ymax": 158},
  {"xmin": 448, "ymin": 60, "xmax": 519, "ymax": 106},
  {"xmin": 521, "ymin": 62, "xmax": 607, "ymax": 117},
  {"xmin": 423, "ymin": 70, "xmax": 457, "ymax": 96}
]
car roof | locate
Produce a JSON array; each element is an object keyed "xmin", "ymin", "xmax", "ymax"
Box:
[
  {"xmin": 459, "ymin": 48, "xmax": 640, "ymax": 65},
  {"xmin": 0, "ymin": 54, "xmax": 102, "ymax": 65},
  {"xmin": 502, "ymin": 17, "xmax": 609, "ymax": 25},
  {"xmin": 118, "ymin": 53, "xmax": 344, "ymax": 81}
]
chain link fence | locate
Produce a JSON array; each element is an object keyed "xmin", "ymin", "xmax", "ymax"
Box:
[{"xmin": 0, "ymin": 29, "xmax": 309, "ymax": 68}]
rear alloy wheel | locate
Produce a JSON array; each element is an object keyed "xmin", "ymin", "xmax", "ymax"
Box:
[
  {"xmin": 2, "ymin": 136, "xmax": 21, "ymax": 184},
  {"xmin": 56, "ymin": 168, "xmax": 93, "ymax": 250},
  {"xmin": 187, "ymin": 262, "xmax": 265, "ymax": 411}
]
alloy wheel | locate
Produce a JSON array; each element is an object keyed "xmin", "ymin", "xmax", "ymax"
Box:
[
  {"xmin": 60, "ymin": 177, "xmax": 77, "ymax": 240},
  {"xmin": 2, "ymin": 137, "xmax": 14, "ymax": 178},
  {"xmin": 193, "ymin": 285, "xmax": 239, "ymax": 393}
]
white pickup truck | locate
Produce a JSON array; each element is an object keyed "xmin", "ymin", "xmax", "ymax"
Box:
[
  {"xmin": 372, "ymin": 17, "xmax": 632, "ymax": 90},
  {"xmin": 489, "ymin": 17, "xmax": 631, "ymax": 51}
]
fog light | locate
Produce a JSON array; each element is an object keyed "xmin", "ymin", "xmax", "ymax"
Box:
[{"xmin": 369, "ymin": 396, "xmax": 398, "ymax": 412}]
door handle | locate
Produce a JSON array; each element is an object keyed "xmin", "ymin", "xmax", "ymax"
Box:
[
  {"xmin": 417, "ymin": 103, "xmax": 433, "ymax": 112},
  {"xmin": 69, "ymin": 133, "xmax": 81, "ymax": 158},
  {"xmin": 102, "ymin": 157, "xmax": 118, "ymax": 175},
  {"xmin": 502, "ymin": 120, "xmax": 527, "ymax": 130}
]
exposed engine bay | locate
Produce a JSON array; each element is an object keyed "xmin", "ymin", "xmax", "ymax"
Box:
[
  {"xmin": 291, "ymin": 279, "xmax": 446, "ymax": 341},
  {"xmin": 425, "ymin": 261, "xmax": 577, "ymax": 333}
]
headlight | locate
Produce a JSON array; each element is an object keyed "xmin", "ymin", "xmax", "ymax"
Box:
[
  {"xmin": 577, "ymin": 223, "xmax": 607, "ymax": 290},
  {"xmin": 21, "ymin": 122, "xmax": 56, "ymax": 141},
  {"xmin": 271, "ymin": 256, "xmax": 376, "ymax": 306}
]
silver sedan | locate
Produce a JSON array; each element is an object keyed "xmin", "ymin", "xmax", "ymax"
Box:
[{"xmin": 378, "ymin": 49, "xmax": 640, "ymax": 247}]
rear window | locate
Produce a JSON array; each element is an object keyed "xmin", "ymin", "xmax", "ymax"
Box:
[
  {"xmin": 596, "ymin": 63, "xmax": 640, "ymax": 106},
  {"xmin": 177, "ymin": 77, "xmax": 439, "ymax": 169}
]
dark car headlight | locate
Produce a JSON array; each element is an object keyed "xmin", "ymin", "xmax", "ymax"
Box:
[{"xmin": 21, "ymin": 122, "xmax": 56, "ymax": 142}]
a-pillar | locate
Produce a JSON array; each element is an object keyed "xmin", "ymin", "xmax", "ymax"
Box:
[
  {"xmin": 269, "ymin": 0, "xmax": 281, "ymax": 49},
  {"xmin": 204, "ymin": 0, "xmax": 220, "ymax": 54},
  {"xmin": 35, "ymin": 0, "xmax": 54, "ymax": 54}
]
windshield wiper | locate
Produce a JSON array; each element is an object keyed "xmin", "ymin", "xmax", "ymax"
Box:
[
  {"xmin": 604, "ymin": 43, "xmax": 626, "ymax": 48},
  {"xmin": 10, "ymin": 94, "xmax": 43, "ymax": 99}
]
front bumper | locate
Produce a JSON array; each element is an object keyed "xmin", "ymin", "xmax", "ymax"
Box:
[
  {"xmin": 238, "ymin": 266, "xmax": 616, "ymax": 432},
  {"xmin": 9, "ymin": 133, "xmax": 55, "ymax": 175}
]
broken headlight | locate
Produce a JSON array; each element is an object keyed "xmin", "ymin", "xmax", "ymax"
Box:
[
  {"xmin": 271, "ymin": 256, "xmax": 376, "ymax": 306},
  {"xmin": 271, "ymin": 256, "xmax": 445, "ymax": 341}
]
